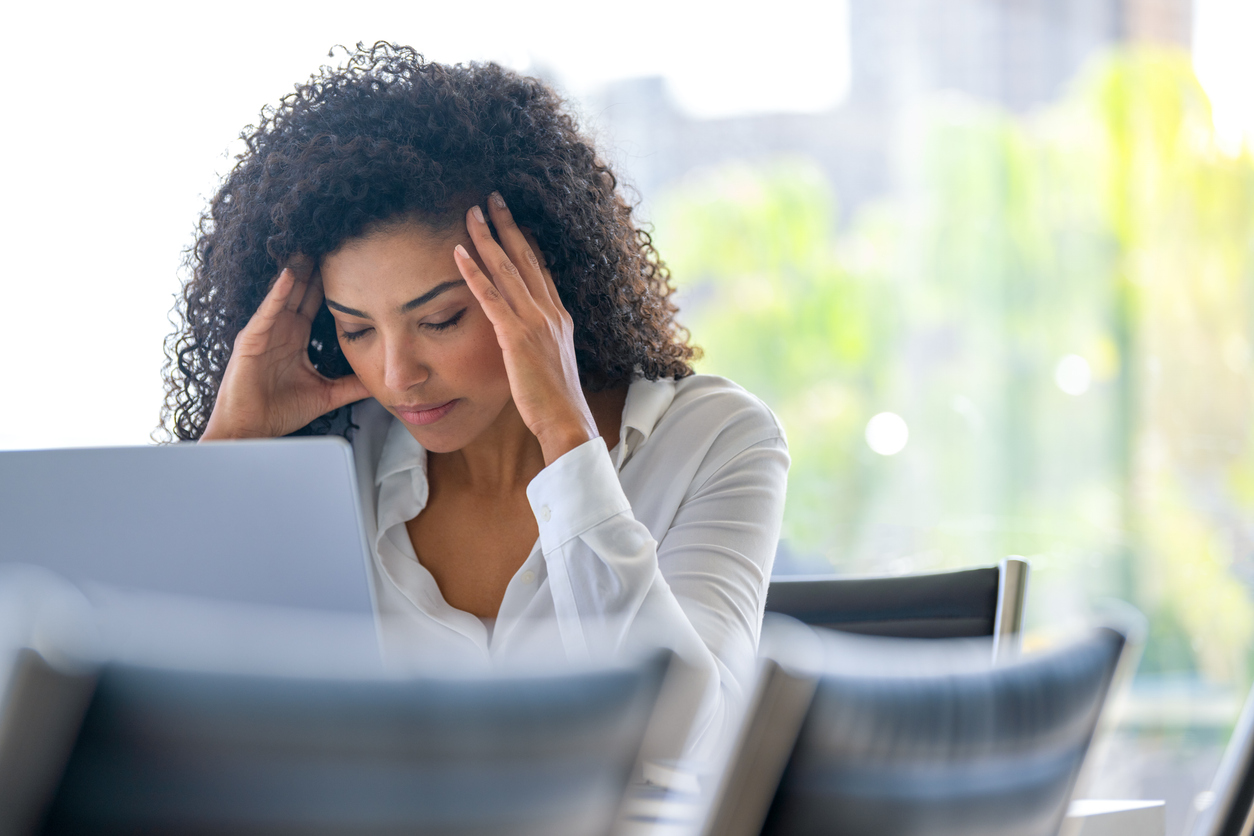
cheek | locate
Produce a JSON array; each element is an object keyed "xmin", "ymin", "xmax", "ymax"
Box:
[
  {"xmin": 449, "ymin": 313, "xmax": 509, "ymax": 390},
  {"xmin": 336, "ymin": 339, "xmax": 375, "ymax": 384}
]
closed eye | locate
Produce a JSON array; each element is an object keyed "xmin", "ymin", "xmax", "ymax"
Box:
[
  {"xmin": 424, "ymin": 308, "xmax": 467, "ymax": 331},
  {"xmin": 337, "ymin": 308, "xmax": 466, "ymax": 343}
]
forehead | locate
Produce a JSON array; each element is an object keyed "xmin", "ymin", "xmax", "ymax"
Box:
[{"xmin": 321, "ymin": 220, "xmax": 467, "ymax": 296}]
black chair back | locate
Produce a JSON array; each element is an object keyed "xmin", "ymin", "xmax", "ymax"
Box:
[
  {"xmin": 37, "ymin": 655, "xmax": 668, "ymax": 836},
  {"xmin": 765, "ymin": 566, "xmax": 999, "ymax": 637},
  {"xmin": 764, "ymin": 559, "xmax": 1029, "ymax": 659},
  {"xmin": 759, "ymin": 626, "xmax": 1126, "ymax": 836}
]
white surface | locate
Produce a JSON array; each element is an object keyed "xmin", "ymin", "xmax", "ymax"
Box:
[
  {"xmin": 1066, "ymin": 799, "xmax": 1166, "ymax": 836},
  {"xmin": 617, "ymin": 782, "xmax": 704, "ymax": 836}
]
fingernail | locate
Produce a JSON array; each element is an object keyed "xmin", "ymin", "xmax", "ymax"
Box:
[
  {"xmin": 455, "ymin": 244, "xmax": 469, "ymax": 259},
  {"xmin": 471, "ymin": 205, "xmax": 484, "ymax": 224},
  {"xmin": 491, "ymin": 192, "xmax": 506, "ymax": 209}
]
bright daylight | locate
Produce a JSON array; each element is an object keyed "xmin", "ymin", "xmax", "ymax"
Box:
[{"xmin": 2, "ymin": 1, "xmax": 1253, "ymax": 834}]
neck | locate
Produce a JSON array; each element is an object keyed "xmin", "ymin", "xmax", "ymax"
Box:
[
  {"xmin": 429, "ymin": 385, "xmax": 629, "ymax": 494},
  {"xmin": 432, "ymin": 400, "xmax": 545, "ymax": 495}
]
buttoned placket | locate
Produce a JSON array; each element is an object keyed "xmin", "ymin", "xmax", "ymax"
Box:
[{"xmin": 373, "ymin": 421, "xmax": 492, "ymax": 655}]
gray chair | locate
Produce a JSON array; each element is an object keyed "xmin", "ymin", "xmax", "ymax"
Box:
[
  {"xmin": 706, "ymin": 618, "xmax": 1128, "ymax": 836},
  {"xmin": 1190, "ymin": 675, "xmax": 1254, "ymax": 836},
  {"xmin": 764, "ymin": 557, "xmax": 1029, "ymax": 659},
  {"xmin": 14, "ymin": 649, "xmax": 668, "ymax": 836}
]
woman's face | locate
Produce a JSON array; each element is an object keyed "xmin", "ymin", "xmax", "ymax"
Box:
[{"xmin": 320, "ymin": 219, "xmax": 512, "ymax": 453}]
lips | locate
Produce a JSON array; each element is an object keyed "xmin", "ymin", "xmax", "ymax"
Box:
[{"xmin": 394, "ymin": 399, "xmax": 459, "ymax": 426}]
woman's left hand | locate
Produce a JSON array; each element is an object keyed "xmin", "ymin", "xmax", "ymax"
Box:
[{"xmin": 454, "ymin": 192, "xmax": 599, "ymax": 466}]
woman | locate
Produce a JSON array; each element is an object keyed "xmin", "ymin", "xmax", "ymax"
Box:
[{"xmin": 164, "ymin": 43, "xmax": 788, "ymax": 758}]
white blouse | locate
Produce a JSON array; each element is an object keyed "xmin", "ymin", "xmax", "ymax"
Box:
[{"xmin": 348, "ymin": 374, "xmax": 789, "ymax": 758}]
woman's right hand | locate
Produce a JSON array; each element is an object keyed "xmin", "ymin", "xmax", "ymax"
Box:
[{"xmin": 200, "ymin": 258, "xmax": 370, "ymax": 441}]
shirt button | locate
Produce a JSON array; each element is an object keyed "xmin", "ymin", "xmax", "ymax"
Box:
[
  {"xmin": 540, "ymin": 505, "xmax": 552, "ymax": 522},
  {"xmin": 521, "ymin": 570, "xmax": 536, "ymax": 584}
]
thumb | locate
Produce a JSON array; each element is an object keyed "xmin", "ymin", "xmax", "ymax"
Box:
[{"xmin": 325, "ymin": 373, "xmax": 371, "ymax": 411}]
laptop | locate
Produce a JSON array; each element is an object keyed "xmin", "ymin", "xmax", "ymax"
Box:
[{"xmin": 0, "ymin": 438, "xmax": 378, "ymax": 670}]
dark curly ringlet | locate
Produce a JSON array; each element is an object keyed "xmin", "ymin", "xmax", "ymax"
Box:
[{"xmin": 162, "ymin": 41, "xmax": 698, "ymax": 441}]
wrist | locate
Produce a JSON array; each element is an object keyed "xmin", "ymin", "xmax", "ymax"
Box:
[
  {"xmin": 536, "ymin": 416, "xmax": 598, "ymax": 466},
  {"xmin": 200, "ymin": 404, "xmax": 267, "ymax": 442},
  {"xmin": 199, "ymin": 420, "xmax": 257, "ymax": 442}
]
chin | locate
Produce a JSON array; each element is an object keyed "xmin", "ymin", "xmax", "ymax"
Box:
[
  {"xmin": 413, "ymin": 435, "xmax": 471, "ymax": 454},
  {"xmin": 400, "ymin": 423, "xmax": 477, "ymax": 453}
]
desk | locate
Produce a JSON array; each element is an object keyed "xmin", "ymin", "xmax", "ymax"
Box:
[
  {"xmin": 616, "ymin": 792, "xmax": 1167, "ymax": 835},
  {"xmin": 1067, "ymin": 800, "xmax": 1166, "ymax": 836},
  {"xmin": 617, "ymin": 784, "xmax": 705, "ymax": 836}
]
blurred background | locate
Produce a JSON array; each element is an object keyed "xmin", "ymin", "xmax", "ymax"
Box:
[{"xmin": 1, "ymin": 0, "xmax": 1251, "ymax": 831}]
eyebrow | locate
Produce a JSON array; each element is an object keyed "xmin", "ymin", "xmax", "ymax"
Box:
[{"xmin": 325, "ymin": 280, "xmax": 466, "ymax": 319}]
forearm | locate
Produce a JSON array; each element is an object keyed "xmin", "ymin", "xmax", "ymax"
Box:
[{"xmin": 525, "ymin": 435, "xmax": 787, "ymax": 758}]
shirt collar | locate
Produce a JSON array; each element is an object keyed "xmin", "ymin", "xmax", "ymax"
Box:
[
  {"xmin": 614, "ymin": 377, "xmax": 677, "ymax": 470},
  {"xmin": 375, "ymin": 416, "xmax": 427, "ymax": 486}
]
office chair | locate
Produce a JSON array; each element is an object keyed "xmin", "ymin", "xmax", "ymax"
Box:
[
  {"xmin": 13, "ymin": 648, "xmax": 668, "ymax": 836},
  {"xmin": 1191, "ymin": 675, "xmax": 1254, "ymax": 836},
  {"xmin": 704, "ymin": 618, "xmax": 1128, "ymax": 836},
  {"xmin": 764, "ymin": 557, "xmax": 1029, "ymax": 659}
]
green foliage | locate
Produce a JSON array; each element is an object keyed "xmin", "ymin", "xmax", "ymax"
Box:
[
  {"xmin": 654, "ymin": 161, "xmax": 898, "ymax": 562},
  {"xmin": 654, "ymin": 49, "xmax": 1254, "ymax": 682}
]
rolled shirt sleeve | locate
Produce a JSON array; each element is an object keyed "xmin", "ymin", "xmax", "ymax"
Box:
[{"xmin": 525, "ymin": 425, "xmax": 789, "ymax": 758}]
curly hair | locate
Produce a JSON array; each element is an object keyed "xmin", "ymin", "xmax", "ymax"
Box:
[{"xmin": 162, "ymin": 42, "xmax": 697, "ymax": 441}]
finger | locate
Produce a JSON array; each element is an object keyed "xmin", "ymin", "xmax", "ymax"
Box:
[
  {"xmin": 454, "ymin": 243, "xmax": 515, "ymax": 326},
  {"xmin": 256, "ymin": 267, "xmax": 298, "ymax": 323},
  {"xmin": 324, "ymin": 373, "xmax": 371, "ymax": 411},
  {"xmin": 465, "ymin": 204, "xmax": 529, "ymax": 311},
  {"xmin": 486, "ymin": 192, "xmax": 552, "ymax": 306},
  {"xmin": 284, "ymin": 257, "xmax": 315, "ymax": 312},
  {"xmin": 539, "ymin": 262, "xmax": 568, "ymax": 317},
  {"xmin": 297, "ymin": 267, "xmax": 325, "ymax": 320},
  {"xmin": 518, "ymin": 225, "xmax": 562, "ymax": 310},
  {"xmin": 521, "ymin": 227, "xmax": 563, "ymax": 312},
  {"xmin": 285, "ymin": 253, "xmax": 315, "ymax": 282}
]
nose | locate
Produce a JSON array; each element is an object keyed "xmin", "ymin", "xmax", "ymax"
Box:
[{"xmin": 382, "ymin": 334, "xmax": 429, "ymax": 393}]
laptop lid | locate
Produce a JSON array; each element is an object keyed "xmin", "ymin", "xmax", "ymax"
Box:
[{"xmin": 0, "ymin": 438, "xmax": 373, "ymax": 615}]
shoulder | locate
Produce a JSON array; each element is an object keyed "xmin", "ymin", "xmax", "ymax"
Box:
[
  {"xmin": 663, "ymin": 374, "xmax": 786, "ymax": 447},
  {"xmin": 640, "ymin": 375, "xmax": 787, "ymax": 490}
]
